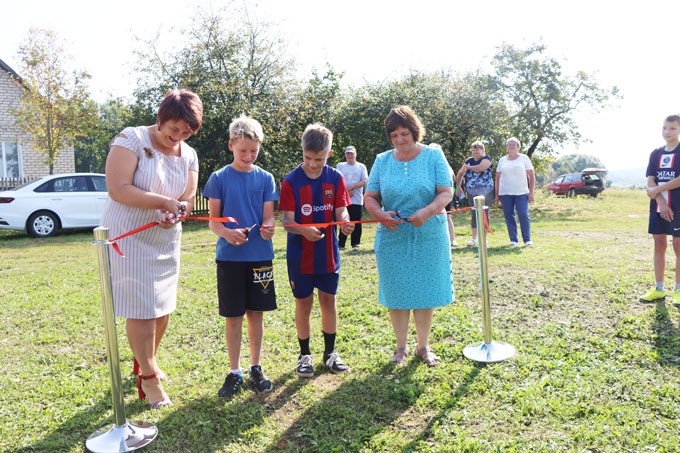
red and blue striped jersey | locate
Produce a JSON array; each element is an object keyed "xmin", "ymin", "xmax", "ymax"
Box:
[{"xmin": 279, "ymin": 165, "xmax": 350, "ymax": 274}]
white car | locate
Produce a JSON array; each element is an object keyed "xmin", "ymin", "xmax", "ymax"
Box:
[{"xmin": 0, "ymin": 173, "xmax": 108, "ymax": 237}]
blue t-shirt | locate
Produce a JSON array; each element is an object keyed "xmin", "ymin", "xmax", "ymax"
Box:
[
  {"xmin": 646, "ymin": 144, "xmax": 680, "ymax": 211},
  {"xmin": 464, "ymin": 155, "xmax": 494, "ymax": 196},
  {"xmin": 279, "ymin": 165, "xmax": 350, "ymax": 275},
  {"xmin": 203, "ymin": 165, "xmax": 278, "ymax": 262}
]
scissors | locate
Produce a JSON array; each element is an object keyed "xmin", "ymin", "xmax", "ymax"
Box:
[
  {"xmin": 394, "ymin": 211, "xmax": 411, "ymax": 222},
  {"xmin": 243, "ymin": 224, "xmax": 257, "ymax": 238}
]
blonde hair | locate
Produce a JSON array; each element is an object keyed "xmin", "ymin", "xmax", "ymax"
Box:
[
  {"xmin": 506, "ymin": 137, "xmax": 521, "ymax": 148},
  {"xmin": 229, "ymin": 114, "xmax": 264, "ymax": 143},
  {"xmin": 302, "ymin": 123, "xmax": 333, "ymax": 153}
]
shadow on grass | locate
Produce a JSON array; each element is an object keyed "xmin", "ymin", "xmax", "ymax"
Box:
[
  {"xmin": 263, "ymin": 361, "xmax": 424, "ymax": 452},
  {"xmin": 16, "ymin": 392, "xmax": 128, "ymax": 452},
  {"xmin": 125, "ymin": 372, "xmax": 311, "ymax": 452},
  {"xmin": 402, "ymin": 365, "xmax": 481, "ymax": 450},
  {"xmin": 15, "ymin": 371, "xmax": 306, "ymax": 452},
  {"xmin": 653, "ymin": 301, "xmax": 680, "ymax": 368}
]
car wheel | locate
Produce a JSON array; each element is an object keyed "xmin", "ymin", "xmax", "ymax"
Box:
[
  {"xmin": 568, "ymin": 188, "xmax": 576, "ymax": 198},
  {"xmin": 27, "ymin": 211, "xmax": 59, "ymax": 237}
]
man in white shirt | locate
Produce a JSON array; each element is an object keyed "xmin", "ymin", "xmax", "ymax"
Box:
[{"xmin": 337, "ymin": 146, "xmax": 368, "ymax": 248}]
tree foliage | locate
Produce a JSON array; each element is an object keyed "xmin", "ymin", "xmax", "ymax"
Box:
[
  {"xmin": 75, "ymin": 99, "xmax": 133, "ymax": 173},
  {"xmin": 12, "ymin": 28, "xmax": 98, "ymax": 174},
  {"xmin": 129, "ymin": 7, "xmax": 304, "ymax": 184},
  {"xmin": 551, "ymin": 153, "xmax": 606, "ymax": 176},
  {"xmin": 491, "ymin": 42, "xmax": 619, "ymax": 159},
  {"xmin": 48, "ymin": 6, "xmax": 618, "ymax": 187}
]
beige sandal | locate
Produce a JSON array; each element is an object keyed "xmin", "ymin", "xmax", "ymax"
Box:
[
  {"xmin": 416, "ymin": 347, "xmax": 440, "ymax": 366},
  {"xmin": 390, "ymin": 347, "xmax": 408, "ymax": 366}
]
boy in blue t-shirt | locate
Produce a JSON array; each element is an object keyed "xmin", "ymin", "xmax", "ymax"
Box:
[
  {"xmin": 641, "ymin": 114, "xmax": 680, "ymax": 305},
  {"xmin": 203, "ymin": 115, "xmax": 278, "ymax": 398},
  {"xmin": 279, "ymin": 123, "xmax": 354, "ymax": 378}
]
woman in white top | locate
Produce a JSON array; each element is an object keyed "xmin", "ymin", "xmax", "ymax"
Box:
[{"xmin": 495, "ymin": 137, "xmax": 535, "ymax": 247}]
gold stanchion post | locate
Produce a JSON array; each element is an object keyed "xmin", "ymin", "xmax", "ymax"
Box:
[
  {"xmin": 463, "ymin": 196, "xmax": 516, "ymax": 363},
  {"xmin": 86, "ymin": 227, "xmax": 157, "ymax": 452}
]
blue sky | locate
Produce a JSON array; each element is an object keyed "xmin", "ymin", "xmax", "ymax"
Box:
[{"xmin": 3, "ymin": 0, "xmax": 680, "ymax": 171}]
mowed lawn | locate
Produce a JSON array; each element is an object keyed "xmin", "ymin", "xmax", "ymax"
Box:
[{"xmin": 0, "ymin": 188, "xmax": 678, "ymax": 452}]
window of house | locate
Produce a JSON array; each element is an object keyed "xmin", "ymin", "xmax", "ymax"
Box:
[{"xmin": 0, "ymin": 141, "xmax": 21, "ymax": 178}]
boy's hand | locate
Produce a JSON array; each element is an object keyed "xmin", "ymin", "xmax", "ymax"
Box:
[
  {"xmin": 260, "ymin": 224, "xmax": 275, "ymax": 240},
  {"xmin": 226, "ymin": 227, "xmax": 248, "ymax": 246},
  {"xmin": 658, "ymin": 200, "xmax": 674, "ymax": 222},
  {"xmin": 647, "ymin": 186, "xmax": 661, "ymax": 199},
  {"xmin": 340, "ymin": 221, "xmax": 354, "ymax": 236},
  {"xmin": 302, "ymin": 226, "xmax": 325, "ymax": 242}
]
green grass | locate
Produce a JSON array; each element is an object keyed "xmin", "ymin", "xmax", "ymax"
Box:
[{"xmin": 1, "ymin": 188, "xmax": 679, "ymax": 452}]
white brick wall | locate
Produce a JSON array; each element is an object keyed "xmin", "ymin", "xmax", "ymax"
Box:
[{"xmin": 0, "ymin": 69, "xmax": 75, "ymax": 178}]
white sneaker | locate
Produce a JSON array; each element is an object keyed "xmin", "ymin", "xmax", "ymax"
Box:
[
  {"xmin": 467, "ymin": 239, "xmax": 477, "ymax": 246},
  {"xmin": 525, "ymin": 241, "xmax": 534, "ymax": 247},
  {"xmin": 509, "ymin": 242, "xmax": 518, "ymax": 247},
  {"xmin": 451, "ymin": 240, "xmax": 459, "ymax": 247}
]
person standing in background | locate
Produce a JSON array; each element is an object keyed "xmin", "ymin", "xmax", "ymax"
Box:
[
  {"xmin": 495, "ymin": 137, "xmax": 534, "ymax": 247},
  {"xmin": 337, "ymin": 146, "xmax": 368, "ymax": 249},
  {"xmin": 456, "ymin": 141, "xmax": 494, "ymax": 247}
]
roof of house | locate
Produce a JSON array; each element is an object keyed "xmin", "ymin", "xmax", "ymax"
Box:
[{"xmin": 0, "ymin": 58, "xmax": 22, "ymax": 84}]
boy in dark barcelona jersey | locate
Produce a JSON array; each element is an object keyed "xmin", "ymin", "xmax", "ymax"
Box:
[
  {"xmin": 641, "ymin": 114, "xmax": 680, "ymax": 305},
  {"xmin": 279, "ymin": 123, "xmax": 355, "ymax": 378}
]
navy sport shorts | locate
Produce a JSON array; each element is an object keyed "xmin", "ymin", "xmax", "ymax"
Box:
[{"xmin": 648, "ymin": 210, "xmax": 680, "ymax": 237}]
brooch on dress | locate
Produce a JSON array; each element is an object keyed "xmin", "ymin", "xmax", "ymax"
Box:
[{"xmin": 143, "ymin": 147, "xmax": 153, "ymax": 158}]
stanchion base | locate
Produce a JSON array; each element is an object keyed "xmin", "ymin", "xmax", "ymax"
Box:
[
  {"xmin": 86, "ymin": 421, "xmax": 157, "ymax": 452},
  {"xmin": 463, "ymin": 341, "xmax": 516, "ymax": 363}
]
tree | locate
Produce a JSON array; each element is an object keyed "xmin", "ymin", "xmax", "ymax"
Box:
[
  {"xmin": 492, "ymin": 42, "xmax": 619, "ymax": 159},
  {"xmin": 130, "ymin": 7, "xmax": 300, "ymax": 184},
  {"xmin": 333, "ymin": 70, "xmax": 510, "ymax": 172},
  {"xmin": 12, "ymin": 28, "xmax": 98, "ymax": 174},
  {"xmin": 551, "ymin": 153, "xmax": 606, "ymax": 176},
  {"xmin": 75, "ymin": 99, "xmax": 133, "ymax": 173}
]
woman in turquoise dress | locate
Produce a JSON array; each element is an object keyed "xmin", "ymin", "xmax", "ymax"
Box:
[{"xmin": 364, "ymin": 105, "xmax": 454, "ymax": 367}]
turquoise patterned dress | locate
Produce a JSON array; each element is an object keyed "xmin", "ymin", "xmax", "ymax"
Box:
[{"xmin": 366, "ymin": 146, "xmax": 454, "ymax": 309}]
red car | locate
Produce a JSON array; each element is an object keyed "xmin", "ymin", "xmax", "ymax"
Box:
[{"xmin": 544, "ymin": 168, "xmax": 607, "ymax": 197}]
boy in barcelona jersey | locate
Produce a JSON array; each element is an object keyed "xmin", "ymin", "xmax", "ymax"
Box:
[{"xmin": 279, "ymin": 123, "xmax": 354, "ymax": 378}]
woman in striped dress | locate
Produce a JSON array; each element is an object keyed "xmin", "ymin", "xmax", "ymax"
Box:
[{"xmin": 100, "ymin": 89, "xmax": 203, "ymax": 408}]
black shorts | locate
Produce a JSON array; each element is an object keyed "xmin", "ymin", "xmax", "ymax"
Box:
[
  {"xmin": 217, "ymin": 260, "xmax": 277, "ymax": 318},
  {"xmin": 648, "ymin": 210, "xmax": 680, "ymax": 237}
]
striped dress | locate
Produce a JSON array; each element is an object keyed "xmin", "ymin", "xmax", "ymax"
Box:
[{"xmin": 100, "ymin": 126, "xmax": 198, "ymax": 319}]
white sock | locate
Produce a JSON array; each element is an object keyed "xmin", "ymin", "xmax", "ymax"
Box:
[
  {"xmin": 230, "ymin": 368, "xmax": 243, "ymax": 376},
  {"xmin": 674, "ymin": 283, "xmax": 680, "ymax": 291},
  {"xmin": 656, "ymin": 282, "xmax": 665, "ymax": 292}
]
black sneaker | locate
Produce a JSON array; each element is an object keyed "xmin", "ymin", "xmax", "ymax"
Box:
[
  {"xmin": 218, "ymin": 372, "xmax": 244, "ymax": 399},
  {"xmin": 249, "ymin": 365, "xmax": 273, "ymax": 393},
  {"xmin": 296, "ymin": 354, "xmax": 314, "ymax": 378},
  {"xmin": 323, "ymin": 351, "xmax": 350, "ymax": 374}
]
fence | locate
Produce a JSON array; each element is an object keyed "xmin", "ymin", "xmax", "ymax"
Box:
[
  {"xmin": 193, "ymin": 187, "xmax": 209, "ymax": 216},
  {"xmin": 0, "ymin": 177, "xmax": 31, "ymax": 191},
  {"xmin": 0, "ymin": 177, "xmax": 212, "ymax": 216}
]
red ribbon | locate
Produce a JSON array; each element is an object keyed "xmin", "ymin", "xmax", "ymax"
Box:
[
  {"xmin": 108, "ymin": 208, "xmax": 492, "ymax": 257},
  {"xmin": 109, "ymin": 216, "xmax": 237, "ymax": 257}
]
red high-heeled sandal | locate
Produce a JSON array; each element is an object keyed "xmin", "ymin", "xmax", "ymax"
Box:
[
  {"xmin": 133, "ymin": 357, "xmax": 167, "ymax": 381},
  {"xmin": 137, "ymin": 373, "xmax": 172, "ymax": 409}
]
